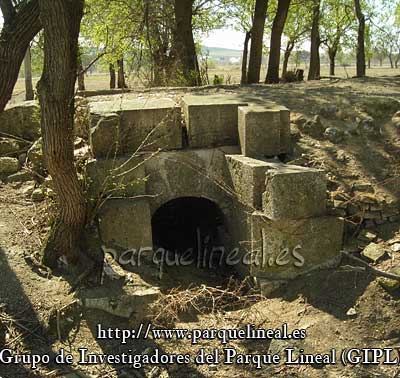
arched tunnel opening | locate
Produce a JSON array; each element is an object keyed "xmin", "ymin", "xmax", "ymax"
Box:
[{"xmin": 151, "ymin": 197, "xmax": 228, "ymax": 271}]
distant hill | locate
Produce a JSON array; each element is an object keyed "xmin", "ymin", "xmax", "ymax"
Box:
[{"xmin": 201, "ymin": 46, "xmax": 242, "ymax": 59}]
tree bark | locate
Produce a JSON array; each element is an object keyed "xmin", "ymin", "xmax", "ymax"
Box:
[
  {"xmin": 109, "ymin": 63, "xmax": 116, "ymax": 89},
  {"xmin": 265, "ymin": 0, "xmax": 291, "ymax": 83},
  {"xmin": 24, "ymin": 46, "xmax": 34, "ymax": 101},
  {"xmin": 354, "ymin": 0, "xmax": 366, "ymax": 77},
  {"xmin": 37, "ymin": 0, "xmax": 87, "ymax": 268},
  {"xmin": 328, "ymin": 47, "xmax": 337, "ymax": 76},
  {"xmin": 173, "ymin": 0, "xmax": 201, "ymax": 86},
  {"xmin": 241, "ymin": 31, "xmax": 251, "ymax": 84},
  {"xmin": 308, "ymin": 0, "xmax": 321, "ymax": 80},
  {"xmin": 247, "ymin": 0, "xmax": 268, "ymax": 84},
  {"xmin": 282, "ymin": 40, "xmax": 295, "ymax": 76},
  {"xmin": 117, "ymin": 58, "xmax": 128, "ymax": 89},
  {"xmin": 77, "ymin": 54, "xmax": 85, "ymax": 91},
  {"xmin": 0, "ymin": 0, "xmax": 41, "ymax": 112}
]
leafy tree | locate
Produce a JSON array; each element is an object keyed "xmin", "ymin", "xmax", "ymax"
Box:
[
  {"xmin": 281, "ymin": 0, "xmax": 311, "ymax": 76},
  {"xmin": 320, "ymin": 0, "xmax": 355, "ymax": 76}
]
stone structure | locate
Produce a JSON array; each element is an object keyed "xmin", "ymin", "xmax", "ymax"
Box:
[{"xmin": 88, "ymin": 94, "xmax": 344, "ymax": 284}]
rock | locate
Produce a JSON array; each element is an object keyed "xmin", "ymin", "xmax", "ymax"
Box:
[
  {"xmin": 0, "ymin": 101, "xmax": 40, "ymax": 141},
  {"xmin": 21, "ymin": 182, "xmax": 36, "ymax": 196},
  {"xmin": 0, "ymin": 138, "xmax": 19, "ymax": 156},
  {"xmin": 18, "ymin": 153, "xmax": 27, "ymax": 166},
  {"xmin": 6, "ymin": 170, "xmax": 33, "ymax": 183},
  {"xmin": 346, "ymin": 307, "xmax": 357, "ymax": 317},
  {"xmin": 258, "ymin": 279, "xmax": 286, "ymax": 297},
  {"xmin": 31, "ymin": 188, "xmax": 45, "ymax": 202},
  {"xmin": 0, "ymin": 157, "xmax": 19, "ymax": 176},
  {"xmin": 79, "ymin": 289, "xmax": 160, "ymax": 320},
  {"xmin": 357, "ymin": 117, "xmax": 379, "ymax": 136},
  {"xmin": 320, "ymin": 105, "xmax": 337, "ymax": 119},
  {"xmin": 336, "ymin": 150, "xmax": 349, "ymax": 163},
  {"xmin": 361, "ymin": 243, "xmax": 388, "ymax": 263},
  {"xmin": 357, "ymin": 230, "xmax": 377, "ymax": 242},
  {"xmin": 291, "ymin": 112, "xmax": 308, "ymax": 126},
  {"xmin": 378, "ymin": 266, "xmax": 400, "ymax": 292},
  {"xmin": 324, "ymin": 127, "xmax": 344, "ymax": 143},
  {"xmin": 392, "ymin": 111, "xmax": 400, "ymax": 129},
  {"xmin": 26, "ymin": 138, "xmax": 44, "ymax": 174},
  {"xmin": 300, "ymin": 115, "xmax": 325, "ymax": 138},
  {"xmin": 392, "ymin": 244, "xmax": 400, "ymax": 253},
  {"xmin": 352, "ymin": 182, "xmax": 374, "ymax": 193}
]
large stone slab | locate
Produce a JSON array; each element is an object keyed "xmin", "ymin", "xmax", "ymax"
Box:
[
  {"xmin": 86, "ymin": 156, "xmax": 146, "ymax": 198},
  {"xmin": 262, "ymin": 165, "xmax": 327, "ymax": 220},
  {"xmin": 98, "ymin": 199, "xmax": 153, "ymax": 251},
  {"xmin": 251, "ymin": 212, "xmax": 344, "ymax": 280},
  {"xmin": 238, "ymin": 106, "xmax": 281, "ymax": 157},
  {"xmin": 90, "ymin": 99, "xmax": 182, "ymax": 157},
  {"xmin": 182, "ymin": 95, "xmax": 248, "ymax": 148},
  {"xmin": 226, "ymin": 154, "xmax": 271, "ymax": 210},
  {"xmin": 0, "ymin": 101, "xmax": 40, "ymax": 141}
]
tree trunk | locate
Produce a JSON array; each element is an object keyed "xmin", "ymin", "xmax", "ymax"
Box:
[
  {"xmin": 282, "ymin": 40, "xmax": 295, "ymax": 76},
  {"xmin": 354, "ymin": 0, "xmax": 366, "ymax": 77},
  {"xmin": 24, "ymin": 46, "xmax": 34, "ymax": 101},
  {"xmin": 247, "ymin": 0, "xmax": 268, "ymax": 84},
  {"xmin": 173, "ymin": 0, "xmax": 201, "ymax": 86},
  {"xmin": 0, "ymin": 0, "xmax": 41, "ymax": 112},
  {"xmin": 109, "ymin": 63, "xmax": 116, "ymax": 89},
  {"xmin": 37, "ymin": 0, "xmax": 87, "ymax": 268},
  {"xmin": 328, "ymin": 47, "xmax": 337, "ymax": 76},
  {"xmin": 241, "ymin": 31, "xmax": 252, "ymax": 84},
  {"xmin": 308, "ymin": 0, "xmax": 321, "ymax": 80},
  {"xmin": 117, "ymin": 58, "xmax": 128, "ymax": 89},
  {"xmin": 265, "ymin": 0, "xmax": 291, "ymax": 83},
  {"xmin": 77, "ymin": 54, "xmax": 85, "ymax": 91},
  {"xmin": 388, "ymin": 53, "xmax": 394, "ymax": 69},
  {"xmin": 368, "ymin": 57, "xmax": 371, "ymax": 69}
]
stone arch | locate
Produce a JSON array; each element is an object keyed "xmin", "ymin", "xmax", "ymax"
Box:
[{"xmin": 151, "ymin": 196, "xmax": 228, "ymax": 268}]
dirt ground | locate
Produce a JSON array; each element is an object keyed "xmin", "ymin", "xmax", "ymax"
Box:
[{"xmin": 1, "ymin": 76, "xmax": 400, "ymax": 378}]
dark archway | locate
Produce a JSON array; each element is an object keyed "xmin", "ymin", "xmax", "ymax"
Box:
[{"xmin": 151, "ymin": 197, "xmax": 226, "ymax": 269}]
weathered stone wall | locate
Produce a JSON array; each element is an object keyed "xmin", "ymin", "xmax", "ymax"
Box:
[{"xmin": 88, "ymin": 94, "xmax": 344, "ymax": 283}]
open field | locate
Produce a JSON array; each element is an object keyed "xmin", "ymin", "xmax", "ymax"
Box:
[{"xmin": 10, "ymin": 64, "xmax": 400, "ymax": 105}]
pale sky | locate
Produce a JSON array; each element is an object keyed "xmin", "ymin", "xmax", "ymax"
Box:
[{"xmin": 201, "ymin": 28, "xmax": 245, "ymax": 50}]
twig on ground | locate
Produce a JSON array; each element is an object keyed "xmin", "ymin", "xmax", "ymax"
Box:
[{"xmin": 341, "ymin": 250, "xmax": 400, "ymax": 281}]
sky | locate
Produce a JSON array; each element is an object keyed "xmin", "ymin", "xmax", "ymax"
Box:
[{"xmin": 201, "ymin": 28, "xmax": 245, "ymax": 50}]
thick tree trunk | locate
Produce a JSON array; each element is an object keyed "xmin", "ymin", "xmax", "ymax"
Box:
[
  {"xmin": 282, "ymin": 40, "xmax": 295, "ymax": 76},
  {"xmin": 265, "ymin": 0, "xmax": 291, "ymax": 83},
  {"xmin": 109, "ymin": 63, "xmax": 116, "ymax": 89},
  {"xmin": 247, "ymin": 0, "xmax": 268, "ymax": 84},
  {"xmin": 174, "ymin": 0, "xmax": 201, "ymax": 86},
  {"xmin": 117, "ymin": 58, "xmax": 128, "ymax": 89},
  {"xmin": 37, "ymin": 0, "xmax": 87, "ymax": 268},
  {"xmin": 241, "ymin": 31, "xmax": 251, "ymax": 84},
  {"xmin": 0, "ymin": 0, "xmax": 41, "ymax": 112},
  {"xmin": 328, "ymin": 47, "xmax": 337, "ymax": 76},
  {"xmin": 308, "ymin": 0, "xmax": 321, "ymax": 80},
  {"xmin": 354, "ymin": 0, "xmax": 366, "ymax": 77},
  {"xmin": 24, "ymin": 46, "xmax": 34, "ymax": 101},
  {"xmin": 77, "ymin": 55, "xmax": 85, "ymax": 91}
]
